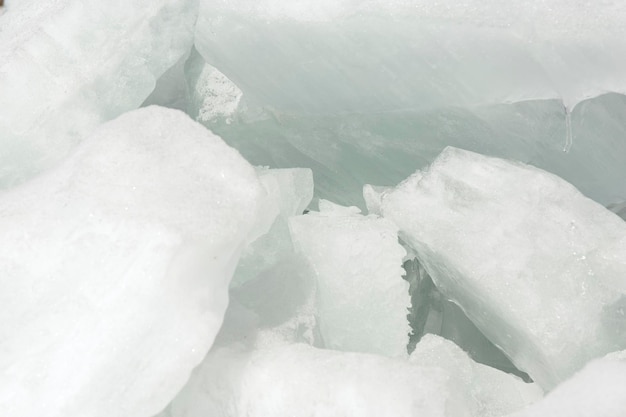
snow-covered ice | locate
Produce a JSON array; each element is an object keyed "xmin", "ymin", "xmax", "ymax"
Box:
[{"xmin": 0, "ymin": 106, "xmax": 266, "ymax": 417}]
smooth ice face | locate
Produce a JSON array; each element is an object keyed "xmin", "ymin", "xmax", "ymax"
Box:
[
  {"xmin": 411, "ymin": 334, "xmax": 542, "ymax": 417},
  {"xmin": 195, "ymin": 0, "xmax": 626, "ymax": 113},
  {"xmin": 289, "ymin": 200, "xmax": 410, "ymax": 357},
  {"xmin": 380, "ymin": 147, "xmax": 626, "ymax": 389},
  {"xmin": 0, "ymin": 0, "xmax": 197, "ymax": 187},
  {"xmin": 191, "ymin": 1, "xmax": 626, "ymax": 209},
  {"xmin": 289, "ymin": 200, "xmax": 411, "ymax": 356},
  {"xmin": 506, "ymin": 354, "xmax": 626, "ymax": 417},
  {"xmin": 0, "ymin": 107, "xmax": 265, "ymax": 417}
]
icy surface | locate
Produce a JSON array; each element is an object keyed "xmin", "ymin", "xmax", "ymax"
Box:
[
  {"xmin": 289, "ymin": 200, "xmax": 410, "ymax": 357},
  {"xmin": 380, "ymin": 147, "xmax": 626, "ymax": 389},
  {"xmin": 410, "ymin": 334, "xmax": 542, "ymax": 417},
  {"xmin": 507, "ymin": 354, "xmax": 626, "ymax": 417},
  {"xmin": 192, "ymin": 1, "xmax": 626, "ymax": 208},
  {"xmin": 231, "ymin": 167, "xmax": 314, "ymax": 288},
  {"xmin": 0, "ymin": 0, "xmax": 197, "ymax": 187},
  {"xmin": 0, "ymin": 107, "xmax": 265, "ymax": 417}
]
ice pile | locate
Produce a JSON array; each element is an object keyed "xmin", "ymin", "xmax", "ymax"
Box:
[
  {"xmin": 0, "ymin": 107, "xmax": 267, "ymax": 417},
  {"xmin": 1, "ymin": 0, "xmax": 626, "ymax": 416},
  {"xmin": 379, "ymin": 147, "xmax": 626, "ymax": 389}
]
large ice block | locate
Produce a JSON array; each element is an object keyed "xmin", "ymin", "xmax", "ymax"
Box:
[
  {"xmin": 0, "ymin": 0, "xmax": 197, "ymax": 186},
  {"xmin": 289, "ymin": 200, "xmax": 410, "ymax": 357},
  {"xmin": 0, "ymin": 107, "xmax": 266, "ymax": 417},
  {"xmin": 195, "ymin": 0, "xmax": 626, "ymax": 114},
  {"xmin": 190, "ymin": 1, "xmax": 626, "ymax": 209},
  {"xmin": 380, "ymin": 147, "xmax": 626, "ymax": 389}
]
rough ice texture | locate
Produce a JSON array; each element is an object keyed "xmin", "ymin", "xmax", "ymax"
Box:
[
  {"xmin": 410, "ymin": 334, "xmax": 543, "ymax": 417},
  {"xmin": 0, "ymin": 0, "xmax": 197, "ymax": 187},
  {"xmin": 0, "ymin": 107, "xmax": 266, "ymax": 417},
  {"xmin": 380, "ymin": 147, "xmax": 626, "ymax": 389},
  {"xmin": 289, "ymin": 200, "xmax": 410, "ymax": 357},
  {"xmin": 169, "ymin": 340, "xmax": 472, "ymax": 417},
  {"xmin": 506, "ymin": 356, "xmax": 626, "ymax": 417}
]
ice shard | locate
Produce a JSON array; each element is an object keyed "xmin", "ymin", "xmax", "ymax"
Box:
[
  {"xmin": 289, "ymin": 200, "xmax": 410, "ymax": 357},
  {"xmin": 0, "ymin": 107, "xmax": 266, "ymax": 417},
  {"xmin": 380, "ymin": 147, "xmax": 626, "ymax": 389},
  {"xmin": 0, "ymin": 0, "xmax": 197, "ymax": 187}
]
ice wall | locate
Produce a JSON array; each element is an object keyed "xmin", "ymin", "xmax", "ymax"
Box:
[{"xmin": 190, "ymin": 0, "xmax": 626, "ymax": 208}]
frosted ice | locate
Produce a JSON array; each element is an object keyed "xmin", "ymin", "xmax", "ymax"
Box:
[
  {"xmin": 0, "ymin": 107, "xmax": 265, "ymax": 417},
  {"xmin": 169, "ymin": 329, "xmax": 473, "ymax": 417},
  {"xmin": 289, "ymin": 200, "xmax": 410, "ymax": 357},
  {"xmin": 380, "ymin": 147, "xmax": 626, "ymax": 389},
  {"xmin": 506, "ymin": 355, "xmax": 626, "ymax": 417},
  {"xmin": 410, "ymin": 334, "xmax": 543, "ymax": 417},
  {"xmin": 0, "ymin": 0, "xmax": 197, "ymax": 187}
]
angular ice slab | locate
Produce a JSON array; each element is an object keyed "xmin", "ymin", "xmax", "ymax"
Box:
[
  {"xmin": 289, "ymin": 200, "xmax": 410, "ymax": 357},
  {"xmin": 0, "ymin": 107, "xmax": 265, "ymax": 417},
  {"xmin": 507, "ymin": 354, "xmax": 626, "ymax": 417},
  {"xmin": 411, "ymin": 334, "xmax": 542, "ymax": 417},
  {"xmin": 380, "ymin": 147, "xmax": 626, "ymax": 389},
  {"xmin": 0, "ymin": 0, "xmax": 197, "ymax": 187}
]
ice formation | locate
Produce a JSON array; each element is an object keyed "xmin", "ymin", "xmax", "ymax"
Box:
[
  {"xmin": 0, "ymin": 107, "xmax": 267, "ymax": 417},
  {"xmin": 0, "ymin": 0, "xmax": 197, "ymax": 187},
  {"xmin": 289, "ymin": 200, "xmax": 410, "ymax": 357},
  {"xmin": 1, "ymin": 0, "xmax": 626, "ymax": 415},
  {"xmin": 380, "ymin": 147, "xmax": 626, "ymax": 389},
  {"xmin": 191, "ymin": 0, "xmax": 626, "ymax": 208},
  {"xmin": 506, "ymin": 354, "xmax": 626, "ymax": 417}
]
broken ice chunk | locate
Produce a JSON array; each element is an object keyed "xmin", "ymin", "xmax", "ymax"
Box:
[
  {"xmin": 411, "ymin": 334, "xmax": 542, "ymax": 417},
  {"xmin": 289, "ymin": 200, "xmax": 410, "ymax": 357},
  {"xmin": 506, "ymin": 355, "xmax": 626, "ymax": 417},
  {"xmin": 231, "ymin": 167, "xmax": 314, "ymax": 288},
  {"xmin": 381, "ymin": 147, "xmax": 626, "ymax": 389},
  {"xmin": 0, "ymin": 0, "xmax": 197, "ymax": 187},
  {"xmin": 0, "ymin": 107, "xmax": 265, "ymax": 417},
  {"xmin": 169, "ymin": 342, "xmax": 473, "ymax": 417}
]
